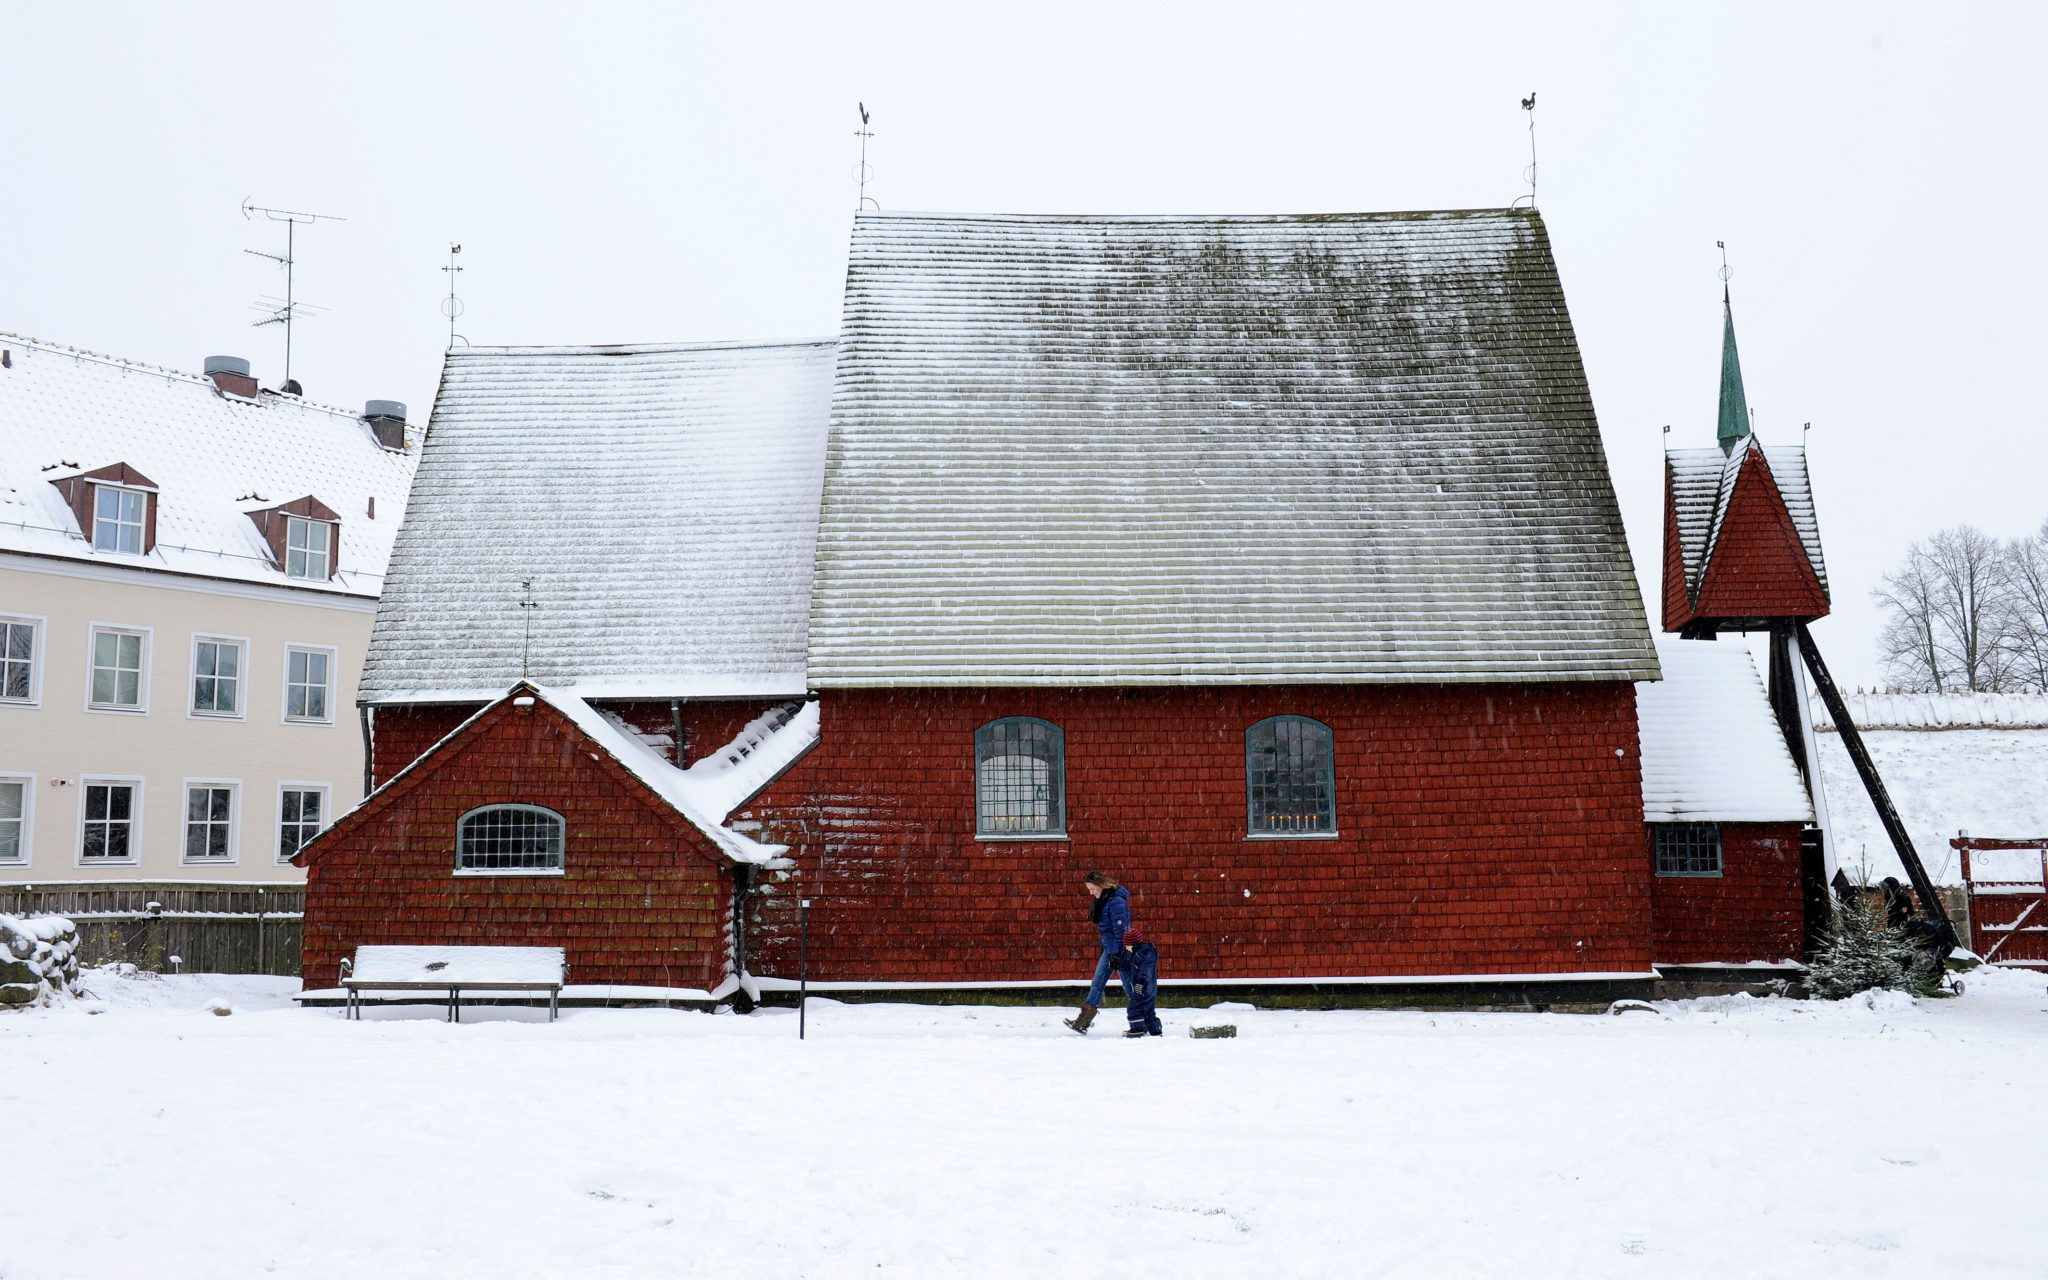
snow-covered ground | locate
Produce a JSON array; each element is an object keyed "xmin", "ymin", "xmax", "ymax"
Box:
[{"xmin": 4, "ymin": 969, "xmax": 2046, "ymax": 1279}]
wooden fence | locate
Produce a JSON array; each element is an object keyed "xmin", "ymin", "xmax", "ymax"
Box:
[{"xmin": 0, "ymin": 883, "xmax": 301, "ymax": 977}]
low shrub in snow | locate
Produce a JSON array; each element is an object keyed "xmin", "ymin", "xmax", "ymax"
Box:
[{"xmin": 1807, "ymin": 894, "xmax": 1938, "ymax": 1000}]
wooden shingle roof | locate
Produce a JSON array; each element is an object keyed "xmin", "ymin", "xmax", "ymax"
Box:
[{"xmin": 808, "ymin": 209, "xmax": 1658, "ymax": 687}]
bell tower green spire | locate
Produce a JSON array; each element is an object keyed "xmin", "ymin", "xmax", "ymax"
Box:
[{"xmin": 1717, "ymin": 286, "xmax": 1751, "ymax": 455}]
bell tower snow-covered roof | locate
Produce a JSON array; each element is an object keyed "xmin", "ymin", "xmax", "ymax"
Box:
[{"xmin": 806, "ymin": 208, "xmax": 1658, "ymax": 688}]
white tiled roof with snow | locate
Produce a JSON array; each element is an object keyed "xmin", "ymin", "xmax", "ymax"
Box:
[
  {"xmin": 808, "ymin": 209, "xmax": 1660, "ymax": 688},
  {"xmin": 0, "ymin": 334, "xmax": 418, "ymax": 595},
  {"xmin": 1667, "ymin": 438, "xmax": 1827, "ymax": 598},
  {"xmin": 359, "ymin": 341, "xmax": 834, "ymax": 704},
  {"xmin": 1636, "ymin": 638, "xmax": 1813, "ymax": 823}
]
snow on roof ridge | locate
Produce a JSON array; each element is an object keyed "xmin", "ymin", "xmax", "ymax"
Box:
[
  {"xmin": 450, "ymin": 337, "xmax": 837, "ymax": 357},
  {"xmin": 681, "ymin": 700, "xmax": 821, "ymax": 821},
  {"xmin": 1811, "ymin": 689, "xmax": 2048, "ymax": 731},
  {"xmin": 0, "ymin": 330, "xmax": 365, "ymax": 421},
  {"xmin": 857, "ymin": 207, "xmax": 1534, "ymax": 223}
]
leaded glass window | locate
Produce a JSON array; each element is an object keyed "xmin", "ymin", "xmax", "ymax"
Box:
[
  {"xmin": 457, "ymin": 804, "xmax": 565, "ymax": 871},
  {"xmin": 1654, "ymin": 823, "xmax": 1722, "ymax": 877},
  {"xmin": 1246, "ymin": 716, "xmax": 1336, "ymax": 835},
  {"xmin": 975, "ymin": 717, "xmax": 1065, "ymax": 837}
]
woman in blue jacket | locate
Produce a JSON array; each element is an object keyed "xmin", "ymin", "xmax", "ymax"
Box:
[{"xmin": 1064, "ymin": 871, "xmax": 1130, "ymax": 1034}]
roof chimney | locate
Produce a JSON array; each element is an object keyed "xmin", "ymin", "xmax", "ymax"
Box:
[
  {"xmin": 204, "ymin": 355, "xmax": 259, "ymax": 399},
  {"xmin": 363, "ymin": 400, "xmax": 408, "ymax": 451}
]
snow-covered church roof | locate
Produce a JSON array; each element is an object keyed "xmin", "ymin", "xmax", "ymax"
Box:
[
  {"xmin": 1637, "ymin": 637, "xmax": 1813, "ymax": 824},
  {"xmin": 360, "ymin": 340, "xmax": 834, "ymax": 704},
  {"xmin": 1667, "ymin": 438, "xmax": 1828, "ymax": 600},
  {"xmin": 808, "ymin": 209, "xmax": 1660, "ymax": 687},
  {"xmin": 0, "ymin": 332, "xmax": 418, "ymax": 596}
]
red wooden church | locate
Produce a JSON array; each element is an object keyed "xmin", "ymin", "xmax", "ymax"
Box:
[{"xmin": 297, "ymin": 210, "xmax": 1828, "ymax": 1004}]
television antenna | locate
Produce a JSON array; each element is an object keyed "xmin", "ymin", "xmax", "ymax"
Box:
[
  {"xmin": 1512, "ymin": 93, "xmax": 1539, "ymax": 208},
  {"xmin": 242, "ymin": 200, "xmax": 344, "ymax": 392},
  {"xmin": 853, "ymin": 102, "xmax": 879, "ymax": 212},
  {"xmin": 441, "ymin": 243, "xmax": 467, "ymax": 348}
]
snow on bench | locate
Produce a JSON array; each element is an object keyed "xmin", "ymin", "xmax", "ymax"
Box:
[{"xmin": 341, "ymin": 945, "xmax": 566, "ymax": 1022}]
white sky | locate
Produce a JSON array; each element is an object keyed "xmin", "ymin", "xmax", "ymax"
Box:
[{"xmin": 5, "ymin": 2, "xmax": 2043, "ymax": 686}]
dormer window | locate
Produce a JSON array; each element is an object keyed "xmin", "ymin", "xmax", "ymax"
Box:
[
  {"xmin": 246, "ymin": 496, "xmax": 340, "ymax": 583},
  {"xmin": 49, "ymin": 463, "xmax": 159, "ymax": 556},
  {"xmin": 286, "ymin": 517, "xmax": 331, "ymax": 580},
  {"xmin": 94, "ymin": 486, "xmax": 147, "ymax": 554}
]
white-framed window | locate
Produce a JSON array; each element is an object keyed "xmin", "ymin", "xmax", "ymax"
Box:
[
  {"xmin": 277, "ymin": 783, "xmax": 330, "ymax": 862},
  {"xmin": 285, "ymin": 517, "xmax": 332, "ymax": 580},
  {"xmin": 182, "ymin": 779, "xmax": 240, "ymax": 863},
  {"xmin": 92, "ymin": 485, "xmax": 147, "ymax": 554},
  {"xmin": 283, "ymin": 645, "xmax": 336, "ymax": 723},
  {"xmin": 0, "ymin": 774, "xmax": 32, "ymax": 865},
  {"xmin": 456, "ymin": 804, "xmax": 566, "ymax": 874},
  {"xmin": 1654, "ymin": 823, "xmax": 1723, "ymax": 877},
  {"xmin": 189, "ymin": 634, "xmax": 248, "ymax": 719},
  {"xmin": 86, "ymin": 624, "xmax": 151, "ymax": 713},
  {"xmin": 1, "ymin": 614, "xmax": 42, "ymax": 705},
  {"xmin": 79, "ymin": 777, "xmax": 143, "ymax": 864}
]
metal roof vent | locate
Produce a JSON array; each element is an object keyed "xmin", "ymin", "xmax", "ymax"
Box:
[
  {"xmin": 203, "ymin": 355, "xmax": 258, "ymax": 398},
  {"xmin": 363, "ymin": 400, "xmax": 408, "ymax": 452}
]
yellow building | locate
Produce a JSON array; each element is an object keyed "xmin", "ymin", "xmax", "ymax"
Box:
[{"xmin": 0, "ymin": 335, "xmax": 418, "ymax": 885}]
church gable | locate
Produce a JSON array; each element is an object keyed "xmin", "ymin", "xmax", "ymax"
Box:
[{"xmin": 1691, "ymin": 446, "xmax": 1830, "ymax": 621}]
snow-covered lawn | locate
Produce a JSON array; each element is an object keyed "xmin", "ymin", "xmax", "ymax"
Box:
[{"xmin": 5, "ymin": 970, "xmax": 2046, "ymax": 1279}]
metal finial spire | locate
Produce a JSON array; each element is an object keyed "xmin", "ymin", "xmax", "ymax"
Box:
[
  {"xmin": 1715, "ymin": 242, "xmax": 1751, "ymax": 454},
  {"xmin": 242, "ymin": 200, "xmax": 344, "ymax": 391},
  {"xmin": 518, "ymin": 577, "xmax": 541, "ymax": 678},
  {"xmin": 441, "ymin": 243, "xmax": 467, "ymax": 349},
  {"xmin": 853, "ymin": 102, "xmax": 879, "ymax": 213}
]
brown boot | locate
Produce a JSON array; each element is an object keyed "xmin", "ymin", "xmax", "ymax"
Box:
[{"xmin": 1063, "ymin": 1005, "xmax": 1098, "ymax": 1034}]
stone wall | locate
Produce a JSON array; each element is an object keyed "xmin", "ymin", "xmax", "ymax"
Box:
[{"xmin": 1, "ymin": 915, "xmax": 81, "ymax": 1008}]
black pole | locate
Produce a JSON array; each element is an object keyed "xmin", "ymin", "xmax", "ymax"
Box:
[
  {"xmin": 799, "ymin": 898, "xmax": 809, "ymax": 1040},
  {"xmin": 1795, "ymin": 622, "xmax": 1954, "ymax": 937}
]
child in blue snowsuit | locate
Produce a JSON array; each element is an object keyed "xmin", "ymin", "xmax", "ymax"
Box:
[{"xmin": 1122, "ymin": 926, "xmax": 1161, "ymax": 1038}]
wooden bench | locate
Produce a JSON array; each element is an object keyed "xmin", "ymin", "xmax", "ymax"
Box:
[{"xmin": 340, "ymin": 945, "xmax": 566, "ymax": 1022}]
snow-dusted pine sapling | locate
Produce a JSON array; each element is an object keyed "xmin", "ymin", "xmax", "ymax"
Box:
[{"xmin": 1808, "ymin": 893, "xmax": 1932, "ymax": 999}]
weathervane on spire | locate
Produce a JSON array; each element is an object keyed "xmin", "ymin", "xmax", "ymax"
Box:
[
  {"xmin": 854, "ymin": 102, "xmax": 879, "ymax": 213},
  {"xmin": 1717, "ymin": 239, "xmax": 1733, "ymax": 302},
  {"xmin": 442, "ymin": 243, "xmax": 467, "ymax": 349},
  {"xmin": 518, "ymin": 577, "xmax": 541, "ymax": 678},
  {"xmin": 1514, "ymin": 93, "xmax": 1538, "ymax": 208}
]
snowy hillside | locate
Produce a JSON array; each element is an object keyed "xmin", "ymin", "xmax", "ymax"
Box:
[{"xmin": 1813, "ymin": 693, "xmax": 2048, "ymax": 885}]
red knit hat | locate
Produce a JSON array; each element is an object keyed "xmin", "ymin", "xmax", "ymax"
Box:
[{"xmin": 1123, "ymin": 926, "xmax": 1145, "ymax": 947}]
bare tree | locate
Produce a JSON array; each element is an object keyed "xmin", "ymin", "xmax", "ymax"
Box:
[
  {"xmin": 1872, "ymin": 524, "xmax": 2016, "ymax": 692},
  {"xmin": 2002, "ymin": 518, "xmax": 2048, "ymax": 690}
]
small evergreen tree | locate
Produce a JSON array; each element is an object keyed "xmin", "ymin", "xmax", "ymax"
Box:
[{"xmin": 1808, "ymin": 892, "xmax": 1936, "ymax": 999}]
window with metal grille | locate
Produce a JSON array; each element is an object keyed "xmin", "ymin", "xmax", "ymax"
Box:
[
  {"xmin": 457, "ymin": 804, "xmax": 565, "ymax": 871},
  {"xmin": 184, "ymin": 784, "xmax": 236, "ymax": 861},
  {"xmin": 278, "ymin": 788, "xmax": 326, "ymax": 861},
  {"xmin": 82, "ymin": 782, "xmax": 138, "ymax": 861},
  {"xmin": 1246, "ymin": 716, "xmax": 1336, "ymax": 835},
  {"xmin": 1654, "ymin": 823, "xmax": 1722, "ymax": 877},
  {"xmin": 1, "ymin": 619, "xmax": 35, "ymax": 702},
  {"xmin": 93, "ymin": 486, "xmax": 146, "ymax": 554},
  {"xmin": 192, "ymin": 638, "xmax": 241, "ymax": 715},
  {"xmin": 975, "ymin": 717, "xmax": 1065, "ymax": 837},
  {"xmin": 286, "ymin": 517, "xmax": 331, "ymax": 580}
]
